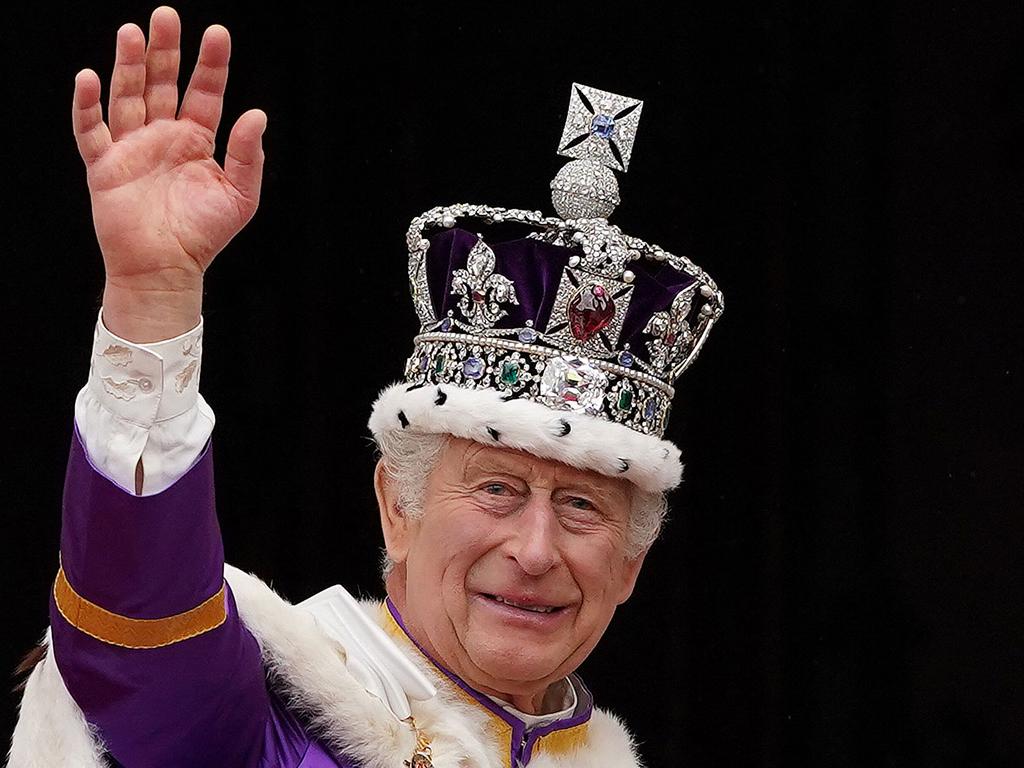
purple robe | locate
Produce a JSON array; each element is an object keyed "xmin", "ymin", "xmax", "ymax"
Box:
[
  {"xmin": 47, "ymin": 427, "xmax": 596, "ymax": 767},
  {"xmin": 51, "ymin": 427, "xmax": 347, "ymax": 767}
]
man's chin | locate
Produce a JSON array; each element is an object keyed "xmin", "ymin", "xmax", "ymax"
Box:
[
  {"xmin": 462, "ymin": 637, "xmax": 567, "ymax": 691},
  {"xmin": 458, "ymin": 597, "xmax": 579, "ymax": 686}
]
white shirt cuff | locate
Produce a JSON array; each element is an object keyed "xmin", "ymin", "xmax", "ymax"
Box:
[{"xmin": 74, "ymin": 309, "xmax": 215, "ymax": 496}]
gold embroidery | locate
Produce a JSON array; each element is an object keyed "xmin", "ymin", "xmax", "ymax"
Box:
[
  {"xmin": 181, "ymin": 336, "xmax": 202, "ymax": 358},
  {"xmin": 99, "ymin": 344, "xmax": 133, "ymax": 367},
  {"xmin": 533, "ymin": 722, "xmax": 589, "ymax": 756},
  {"xmin": 99, "ymin": 376, "xmax": 139, "ymax": 401},
  {"xmin": 175, "ymin": 359, "xmax": 198, "ymax": 392},
  {"xmin": 53, "ymin": 567, "xmax": 226, "ymax": 649}
]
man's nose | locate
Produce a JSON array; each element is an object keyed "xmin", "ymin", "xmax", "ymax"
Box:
[{"xmin": 508, "ymin": 494, "xmax": 561, "ymax": 577}]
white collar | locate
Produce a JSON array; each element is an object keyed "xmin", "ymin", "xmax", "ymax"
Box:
[{"xmin": 487, "ymin": 676, "xmax": 579, "ymax": 730}]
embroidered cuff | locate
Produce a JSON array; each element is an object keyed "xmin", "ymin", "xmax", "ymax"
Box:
[{"xmin": 87, "ymin": 309, "xmax": 204, "ymax": 427}]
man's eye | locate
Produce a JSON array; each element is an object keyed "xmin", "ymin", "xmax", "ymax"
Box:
[
  {"xmin": 484, "ymin": 483, "xmax": 509, "ymax": 495},
  {"xmin": 567, "ymin": 497, "xmax": 596, "ymax": 511}
]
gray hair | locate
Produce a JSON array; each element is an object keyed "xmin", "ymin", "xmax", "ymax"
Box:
[{"xmin": 373, "ymin": 430, "xmax": 668, "ymax": 578}]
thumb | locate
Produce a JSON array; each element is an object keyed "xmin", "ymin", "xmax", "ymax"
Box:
[{"xmin": 224, "ymin": 108, "xmax": 267, "ymax": 213}]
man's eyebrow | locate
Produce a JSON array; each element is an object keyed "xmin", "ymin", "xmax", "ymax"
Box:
[
  {"xmin": 559, "ymin": 481, "xmax": 623, "ymax": 505},
  {"xmin": 461, "ymin": 450, "xmax": 626, "ymax": 499},
  {"xmin": 458, "ymin": 449, "xmax": 529, "ymax": 482},
  {"xmin": 560, "ymin": 480, "xmax": 604, "ymax": 495}
]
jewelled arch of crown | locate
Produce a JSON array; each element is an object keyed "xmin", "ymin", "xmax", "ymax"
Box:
[{"xmin": 401, "ymin": 84, "xmax": 724, "ymax": 439}]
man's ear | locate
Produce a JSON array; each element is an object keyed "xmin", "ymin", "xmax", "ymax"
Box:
[
  {"xmin": 615, "ymin": 546, "xmax": 650, "ymax": 605},
  {"xmin": 374, "ymin": 459, "xmax": 410, "ymax": 565}
]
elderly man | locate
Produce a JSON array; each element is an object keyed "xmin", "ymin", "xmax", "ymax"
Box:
[{"xmin": 10, "ymin": 7, "xmax": 723, "ymax": 767}]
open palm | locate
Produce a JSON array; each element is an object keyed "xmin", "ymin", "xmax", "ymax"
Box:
[{"xmin": 73, "ymin": 7, "xmax": 266, "ymax": 286}]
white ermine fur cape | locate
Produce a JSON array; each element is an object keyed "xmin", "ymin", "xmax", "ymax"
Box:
[{"xmin": 9, "ymin": 566, "xmax": 643, "ymax": 768}]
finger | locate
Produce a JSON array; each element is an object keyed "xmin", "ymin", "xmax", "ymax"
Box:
[
  {"xmin": 224, "ymin": 109, "xmax": 267, "ymax": 210},
  {"xmin": 144, "ymin": 6, "xmax": 181, "ymax": 123},
  {"xmin": 178, "ymin": 24, "xmax": 230, "ymax": 136},
  {"xmin": 72, "ymin": 69, "xmax": 112, "ymax": 166},
  {"xmin": 108, "ymin": 23, "xmax": 147, "ymax": 140}
]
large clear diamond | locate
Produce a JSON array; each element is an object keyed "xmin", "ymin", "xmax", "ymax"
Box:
[{"xmin": 539, "ymin": 356, "xmax": 608, "ymax": 415}]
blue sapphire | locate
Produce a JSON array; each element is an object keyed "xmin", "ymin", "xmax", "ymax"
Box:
[
  {"xmin": 618, "ymin": 351, "xmax": 634, "ymax": 368},
  {"xmin": 643, "ymin": 398, "xmax": 659, "ymax": 421},
  {"xmin": 419, "ymin": 354, "xmax": 429, "ymax": 373},
  {"xmin": 518, "ymin": 328, "xmax": 538, "ymax": 343},
  {"xmin": 462, "ymin": 357, "xmax": 484, "ymax": 379},
  {"xmin": 591, "ymin": 114, "xmax": 615, "ymax": 139},
  {"xmin": 440, "ymin": 317, "xmax": 453, "ymax": 332}
]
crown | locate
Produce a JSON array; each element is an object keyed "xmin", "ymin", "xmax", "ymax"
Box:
[{"xmin": 369, "ymin": 84, "xmax": 724, "ymax": 493}]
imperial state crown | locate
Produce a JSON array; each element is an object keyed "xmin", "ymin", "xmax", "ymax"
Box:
[{"xmin": 368, "ymin": 84, "xmax": 724, "ymax": 494}]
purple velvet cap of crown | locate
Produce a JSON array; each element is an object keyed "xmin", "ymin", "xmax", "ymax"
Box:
[{"xmin": 425, "ymin": 227, "xmax": 698, "ymax": 368}]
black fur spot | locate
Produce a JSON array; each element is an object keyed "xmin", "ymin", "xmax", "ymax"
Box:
[
  {"xmin": 434, "ymin": 388, "xmax": 448, "ymax": 406},
  {"xmin": 397, "ymin": 410, "xmax": 409, "ymax": 428},
  {"xmin": 487, "ymin": 426, "xmax": 501, "ymax": 441},
  {"xmin": 618, "ymin": 458, "xmax": 630, "ymax": 472},
  {"xmin": 405, "ymin": 383, "xmax": 425, "ymax": 392},
  {"xmin": 555, "ymin": 419, "xmax": 571, "ymax": 437},
  {"xmin": 500, "ymin": 391, "xmax": 520, "ymax": 402}
]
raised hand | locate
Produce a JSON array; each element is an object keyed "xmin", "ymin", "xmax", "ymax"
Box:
[{"xmin": 73, "ymin": 6, "xmax": 266, "ymax": 341}]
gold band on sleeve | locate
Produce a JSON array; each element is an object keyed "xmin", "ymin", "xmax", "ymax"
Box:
[{"xmin": 53, "ymin": 567, "xmax": 227, "ymax": 649}]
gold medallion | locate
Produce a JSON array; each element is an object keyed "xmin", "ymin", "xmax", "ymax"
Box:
[{"xmin": 403, "ymin": 716, "xmax": 433, "ymax": 768}]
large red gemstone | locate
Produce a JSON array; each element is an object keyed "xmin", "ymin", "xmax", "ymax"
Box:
[{"xmin": 568, "ymin": 284, "xmax": 615, "ymax": 341}]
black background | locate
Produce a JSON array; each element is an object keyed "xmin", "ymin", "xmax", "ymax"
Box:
[{"xmin": 3, "ymin": 2, "xmax": 1022, "ymax": 766}]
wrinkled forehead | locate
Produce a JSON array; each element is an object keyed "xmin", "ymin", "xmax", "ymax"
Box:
[{"xmin": 443, "ymin": 436, "xmax": 634, "ymax": 496}]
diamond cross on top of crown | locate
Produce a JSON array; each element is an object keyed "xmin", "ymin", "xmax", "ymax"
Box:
[{"xmin": 557, "ymin": 83, "xmax": 644, "ymax": 173}]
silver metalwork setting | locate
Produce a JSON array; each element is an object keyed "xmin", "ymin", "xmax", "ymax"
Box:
[
  {"xmin": 556, "ymin": 83, "xmax": 644, "ymax": 173},
  {"xmin": 550, "ymin": 159, "xmax": 620, "ymax": 219},
  {"xmin": 406, "ymin": 335, "xmax": 672, "ymax": 435},
  {"xmin": 450, "ymin": 237, "xmax": 519, "ymax": 327}
]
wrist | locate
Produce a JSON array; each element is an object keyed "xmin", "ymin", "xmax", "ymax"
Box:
[{"xmin": 102, "ymin": 274, "xmax": 203, "ymax": 343}]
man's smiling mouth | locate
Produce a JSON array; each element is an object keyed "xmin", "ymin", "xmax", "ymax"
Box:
[{"xmin": 481, "ymin": 594, "xmax": 565, "ymax": 614}]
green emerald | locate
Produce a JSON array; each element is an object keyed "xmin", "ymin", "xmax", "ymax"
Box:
[
  {"xmin": 500, "ymin": 361, "xmax": 520, "ymax": 385},
  {"xmin": 434, "ymin": 354, "xmax": 446, "ymax": 374},
  {"xmin": 617, "ymin": 388, "xmax": 634, "ymax": 411}
]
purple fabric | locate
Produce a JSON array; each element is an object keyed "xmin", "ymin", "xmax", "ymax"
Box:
[
  {"xmin": 427, "ymin": 228, "xmax": 572, "ymax": 331},
  {"xmin": 298, "ymin": 741, "xmax": 355, "ymax": 768},
  {"xmin": 385, "ymin": 597, "xmax": 593, "ymax": 767},
  {"xmin": 52, "ymin": 427, "xmax": 347, "ymax": 767},
  {"xmin": 61, "ymin": 424, "xmax": 224, "ymax": 618},
  {"xmin": 617, "ymin": 259, "xmax": 698, "ymax": 352},
  {"xmin": 425, "ymin": 227, "xmax": 696, "ymax": 367}
]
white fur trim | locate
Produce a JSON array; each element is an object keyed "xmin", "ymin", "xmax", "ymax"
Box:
[
  {"xmin": 7, "ymin": 632, "xmax": 109, "ymax": 768},
  {"xmin": 368, "ymin": 381, "xmax": 683, "ymax": 493},
  {"xmin": 10, "ymin": 567, "xmax": 642, "ymax": 767},
  {"xmin": 528, "ymin": 710, "xmax": 643, "ymax": 768}
]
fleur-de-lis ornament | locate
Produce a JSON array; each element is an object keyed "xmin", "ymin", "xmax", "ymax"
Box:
[
  {"xmin": 644, "ymin": 286, "xmax": 697, "ymax": 373},
  {"xmin": 451, "ymin": 237, "xmax": 519, "ymax": 327}
]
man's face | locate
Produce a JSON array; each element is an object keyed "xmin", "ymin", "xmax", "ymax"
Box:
[{"xmin": 377, "ymin": 437, "xmax": 647, "ymax": 704}]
